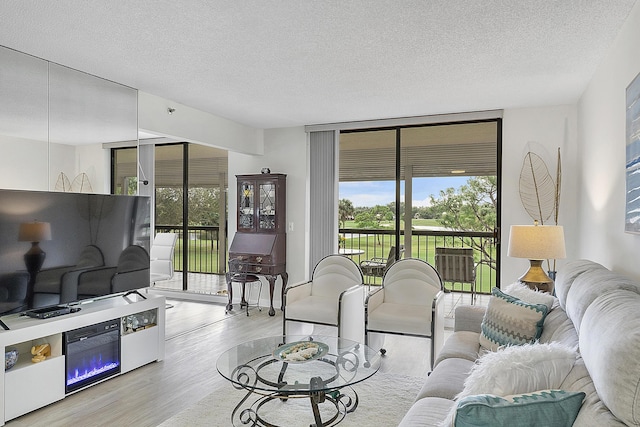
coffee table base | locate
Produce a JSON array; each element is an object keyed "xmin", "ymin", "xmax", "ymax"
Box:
[{"xmin": 231, "ymin": 381, "xmax": 359, "ymax": 427}]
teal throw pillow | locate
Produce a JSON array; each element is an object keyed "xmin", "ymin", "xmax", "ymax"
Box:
[
  {"xmin": 479, "ymin": 287, "xmax": 549, "ymax": 351},
  {"xmin": 455, "ymin": 389, "xmax": 586, "ymax": 427}
]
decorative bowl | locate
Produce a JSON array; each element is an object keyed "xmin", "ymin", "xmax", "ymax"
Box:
[{"xmin": 5, "ymin": 349, "xmax": 18, "ymax": 371}]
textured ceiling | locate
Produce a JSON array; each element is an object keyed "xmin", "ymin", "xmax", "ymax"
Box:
[{"xmin": 0, "ymin": 1, "xmax": 637, "ymax": 130}]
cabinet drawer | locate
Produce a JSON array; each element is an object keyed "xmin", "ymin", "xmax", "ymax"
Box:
[
  {"xmin": 121, "ymin": 325, "xmax": 159, "ymax": 373},
  {"xmin": 5, "ymin": 356, "xmax": 65, "ymax": 421}
]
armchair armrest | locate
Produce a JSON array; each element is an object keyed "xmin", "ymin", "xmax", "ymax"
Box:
[
  {"xmin": 432, "ymin": 291, "xmax": 446, "ymax": 366},
  {"xmin": 283, "ymin": 281, "xmax": 312, "ymax": 306},
  {"xmin": 339, "ymin": 284, "xmax": 366, "ymax": 343},
  {"xmin": 454, "ymin": 304, "xmax": 486, "ymax": 333},
  {"xmin": 360, "ymin": 257, "xmax": 386, "ymax": 266},
  {"xmin": 365, "ymin": 287, "xmax": 384, "ymax": 313}
]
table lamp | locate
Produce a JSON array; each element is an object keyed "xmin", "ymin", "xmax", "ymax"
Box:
[
  {"xmin": 508, "ymin": 223, "xmax": 566, "ymax": 293},
  {"xmin": 18, "ymin": 221, "xmax": 52, "ymax": 283}
]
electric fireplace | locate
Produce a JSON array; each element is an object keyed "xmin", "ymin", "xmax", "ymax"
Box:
[{"xmin": 64, "ymin": 319, "xmax": 121, "ymax": 394}]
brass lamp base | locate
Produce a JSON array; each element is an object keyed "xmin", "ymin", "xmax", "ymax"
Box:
[{"xmin": 518, "ymin": 259, "xmax": 554, "ymax": 294}]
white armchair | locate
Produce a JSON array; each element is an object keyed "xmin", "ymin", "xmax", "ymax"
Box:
[
  {"xmin": 150, "ymin": 233, "xmax": 177, "ymax": 285},
  {"xmin": 365, "ymin": 258, "xmax": 445, "ymax": 370},
  {"xmin": 283, "ymin": 254, "xmax": 365, "ymax": 343}
]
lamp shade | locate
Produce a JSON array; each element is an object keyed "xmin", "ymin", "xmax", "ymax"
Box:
[
  {"xmin": 18, "ymin": 221, "xmax": 52, "ymax": 242},
  {"xmin": 508, "ymin": 225, "xmax": 566, "ymax": 260}
]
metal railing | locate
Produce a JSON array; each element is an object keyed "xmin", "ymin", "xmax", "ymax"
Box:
[
  {"xmin": 155, "ymin": 225, "xmax": 222, "ymax": 274},
  {"xmin": 339, "ymin": 228, "xmax": 497, "ymax": 294},
  {"xmin": 153, "ymin": 225, "xmax": 498, "ymax": 295}
]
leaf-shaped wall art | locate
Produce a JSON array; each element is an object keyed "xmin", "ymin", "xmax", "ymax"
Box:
[{"xmin": 519, "ymin": 152, "xmax": 557, "ymax": 224}]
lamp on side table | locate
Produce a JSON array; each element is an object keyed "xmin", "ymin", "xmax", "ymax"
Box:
[{"xmin": 508, "ymin": 223, "xmax": 566, "ymax": 294}]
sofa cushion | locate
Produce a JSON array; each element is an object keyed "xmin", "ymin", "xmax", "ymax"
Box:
[
  {"xmin": 367, "ymin": 302, "xmax": 432, "ymax": 336},
  {"xmin": 554, "ymin": 259, "xmax": 607, "ymax": 310},
  {"xmin": 559, "ymin": 357, "xmax": 627, "ymax": 427},
  {"xmin": 566, "ymin": 268, "xmax": 640, "ymax": 334},
  {"xmin": 459, "ymin": 342, "xmax": 577, "ymax": 398},
  {"xmin": 397, "ymin": 397, "xmax": 455, "ymax": 427},
  {"xmin": 580, "ymin": 290, "xmax": 640, "ymax": 426},
  {"xmin": 434, "ymin": 331, "xmax": 481, "ymax": 367},
  {"xmin": 416, "ymin": 357, "xmax": 474, "ymax": 401},
  {"xmin": 479, "ymin": 287, "xmax": 549, "ymax": 351},
  {"xmin": 538, "ymin": 302, "xmax": 578, "ymax": 349},
  {"xmin": 452, "ymin": 390, "xmax": 585, "ymax": 427},
  {"xmin": 284, "ymin": 295, "xmax": 338, "ymax": 324}
]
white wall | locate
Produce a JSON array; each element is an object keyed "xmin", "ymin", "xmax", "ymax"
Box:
[
  {"xmin": 228, "ymin": 126, "xmax": 308, "ymax": 306},
  {"xmin": 138, "ymin": 92, "xmax": 263, "ymax": 155},
  {"xmin": 577, "ymin": 1, "xmax": 640, "ymax": 279},
  {"xmin": 0, "ymin": 136, "xmax": 48, "ymax": 191}
]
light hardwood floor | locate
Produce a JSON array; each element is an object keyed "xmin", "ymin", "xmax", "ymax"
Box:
[{"xmin": 6, "ymin": 298, "xmax": 439, "ymax": 427}]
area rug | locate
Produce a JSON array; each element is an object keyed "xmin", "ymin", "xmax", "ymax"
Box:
[{"xmin": 159, "ymin": 372, "xmax": 423, "ymax": 426}]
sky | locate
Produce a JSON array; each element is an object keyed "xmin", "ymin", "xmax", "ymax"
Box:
[{"xmin": 339, "ymin": 176, "xmax": 470, "ymax": 208}]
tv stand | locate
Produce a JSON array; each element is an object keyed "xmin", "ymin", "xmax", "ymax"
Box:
[{"xmin": 0, "ymin": 294, "xmax": 165, "ymax": 424}]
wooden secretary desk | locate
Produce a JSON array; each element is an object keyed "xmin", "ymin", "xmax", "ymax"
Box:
[{"xmin": 227, "ymin": 173, "xmax": 287, "ymax": 316}]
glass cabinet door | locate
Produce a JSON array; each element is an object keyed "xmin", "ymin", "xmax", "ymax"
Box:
[
  {"xmin": 239, "ymin": 181, "xmax": 254, "ymax": 230},
  {"xmin": 259, "ymin": 182, "xmax": 276, "ymax": 230}
]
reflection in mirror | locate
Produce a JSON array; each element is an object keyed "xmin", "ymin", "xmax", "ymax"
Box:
[
  {"xmin": 48, "ymin": 63, "xmax": 138, "ymax": 194},
  {"xmin": 0, "ymin": 47, "xmax": 49, "ymax": 190},
  {"xmin": 0, "ymin": 45, "xmax": 138, "ymax": 194}
]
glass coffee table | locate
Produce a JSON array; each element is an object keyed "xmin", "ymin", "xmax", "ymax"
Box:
[{"xmin": 216, "ymin": 335, "xmax": 381, "ymax": 427}]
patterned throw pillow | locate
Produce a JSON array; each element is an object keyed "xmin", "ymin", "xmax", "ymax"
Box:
[
  {"xmin": 454, "ymin": 390, "xmax": 586, "ymax": 427},
  {"xmin": 479, "ymin": 287, "xmax": 549, "ymax": 351}
]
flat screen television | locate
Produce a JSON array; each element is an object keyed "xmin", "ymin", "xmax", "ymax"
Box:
[{"xmin": 0, "ymin": 189, "xmax": 150, "ymax": 317}]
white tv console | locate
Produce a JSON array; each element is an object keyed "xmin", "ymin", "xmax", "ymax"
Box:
[{"xmin": 0, "ymin": 293, "xmax": 165, "ymax": 424}]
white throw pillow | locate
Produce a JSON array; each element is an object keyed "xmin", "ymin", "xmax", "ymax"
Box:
[
  {"xmin": 504, "ymin": 281, "xmax": 556, "ymax": 311},
  {"xmin": 440, "ymin": 343, "xmax": 577, "ymax": 427},
  {"xmin": 461, "ymin": 342, "xmax": 577, "ymax": 398}
]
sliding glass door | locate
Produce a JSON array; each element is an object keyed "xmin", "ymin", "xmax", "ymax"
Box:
[{"xmin": 339, "ymin": 119, "xmax": 501, "ymax": 293}]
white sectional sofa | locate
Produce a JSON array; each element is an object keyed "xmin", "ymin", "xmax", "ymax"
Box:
[{"xmin": 398, "ymin": 259, "xmax": 640, "ymax": 426}]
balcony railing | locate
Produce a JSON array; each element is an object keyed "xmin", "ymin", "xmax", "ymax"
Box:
[
  {"xmin": 339, "ymin": 228, "xmax": 497, "ymax": 295},
  {"xmin": 153, "ymin": 225, "xmax": 498, "ymax": 295},
  {"xmin": 155, "ymin": 225, "xmax": 222, "ymax": 274}
]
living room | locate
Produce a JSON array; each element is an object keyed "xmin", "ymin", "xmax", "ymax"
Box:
[{"xmin": 1, "ymin": 1, "xmax": 640, "ymax": 426}]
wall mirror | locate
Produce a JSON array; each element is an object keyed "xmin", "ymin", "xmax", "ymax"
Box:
[{"xmin": 0, "ymin": 45, "xmax": 138, "ymax": 193}]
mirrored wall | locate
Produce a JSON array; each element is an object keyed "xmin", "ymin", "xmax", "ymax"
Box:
[{"xmin": 0, "ymin": 46, "xmax": 138, "ymax": 193}]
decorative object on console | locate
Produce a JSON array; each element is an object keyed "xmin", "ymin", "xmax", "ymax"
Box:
[
  {"xmin": 507, "ymin": 223, "xmax": 566, "ymax": 293},
  {"xmin": 5, "ymin": 349, "xmax": 18, "ymax": 371},
  {"xmin": 518, "ymin": 145, "xmax": 562, "ymax": 275},
  {"xmin": 54, "ymin": 172, "xmax": 72, "ymax": 192},
  {"xmin": 71, "ymin": 172, "xmax": 93, "ymax": 193},
  {"xmin": 30, "ymin": 343, "xmax": 50, "ymax": 363}
]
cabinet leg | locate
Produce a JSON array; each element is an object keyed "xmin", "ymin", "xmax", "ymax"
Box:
[
  {"xmin": 267, "ymin": 276, "xmax": 276, "ymax": 316},
  {"xmin": 225, "ymin": 274, "xmax": 233, "ymax": 312}
]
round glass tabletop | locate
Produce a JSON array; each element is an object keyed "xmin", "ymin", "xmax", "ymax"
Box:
[{"xmin": 216, "ymin": 335, "xmax": 381, "ymax": 394}]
